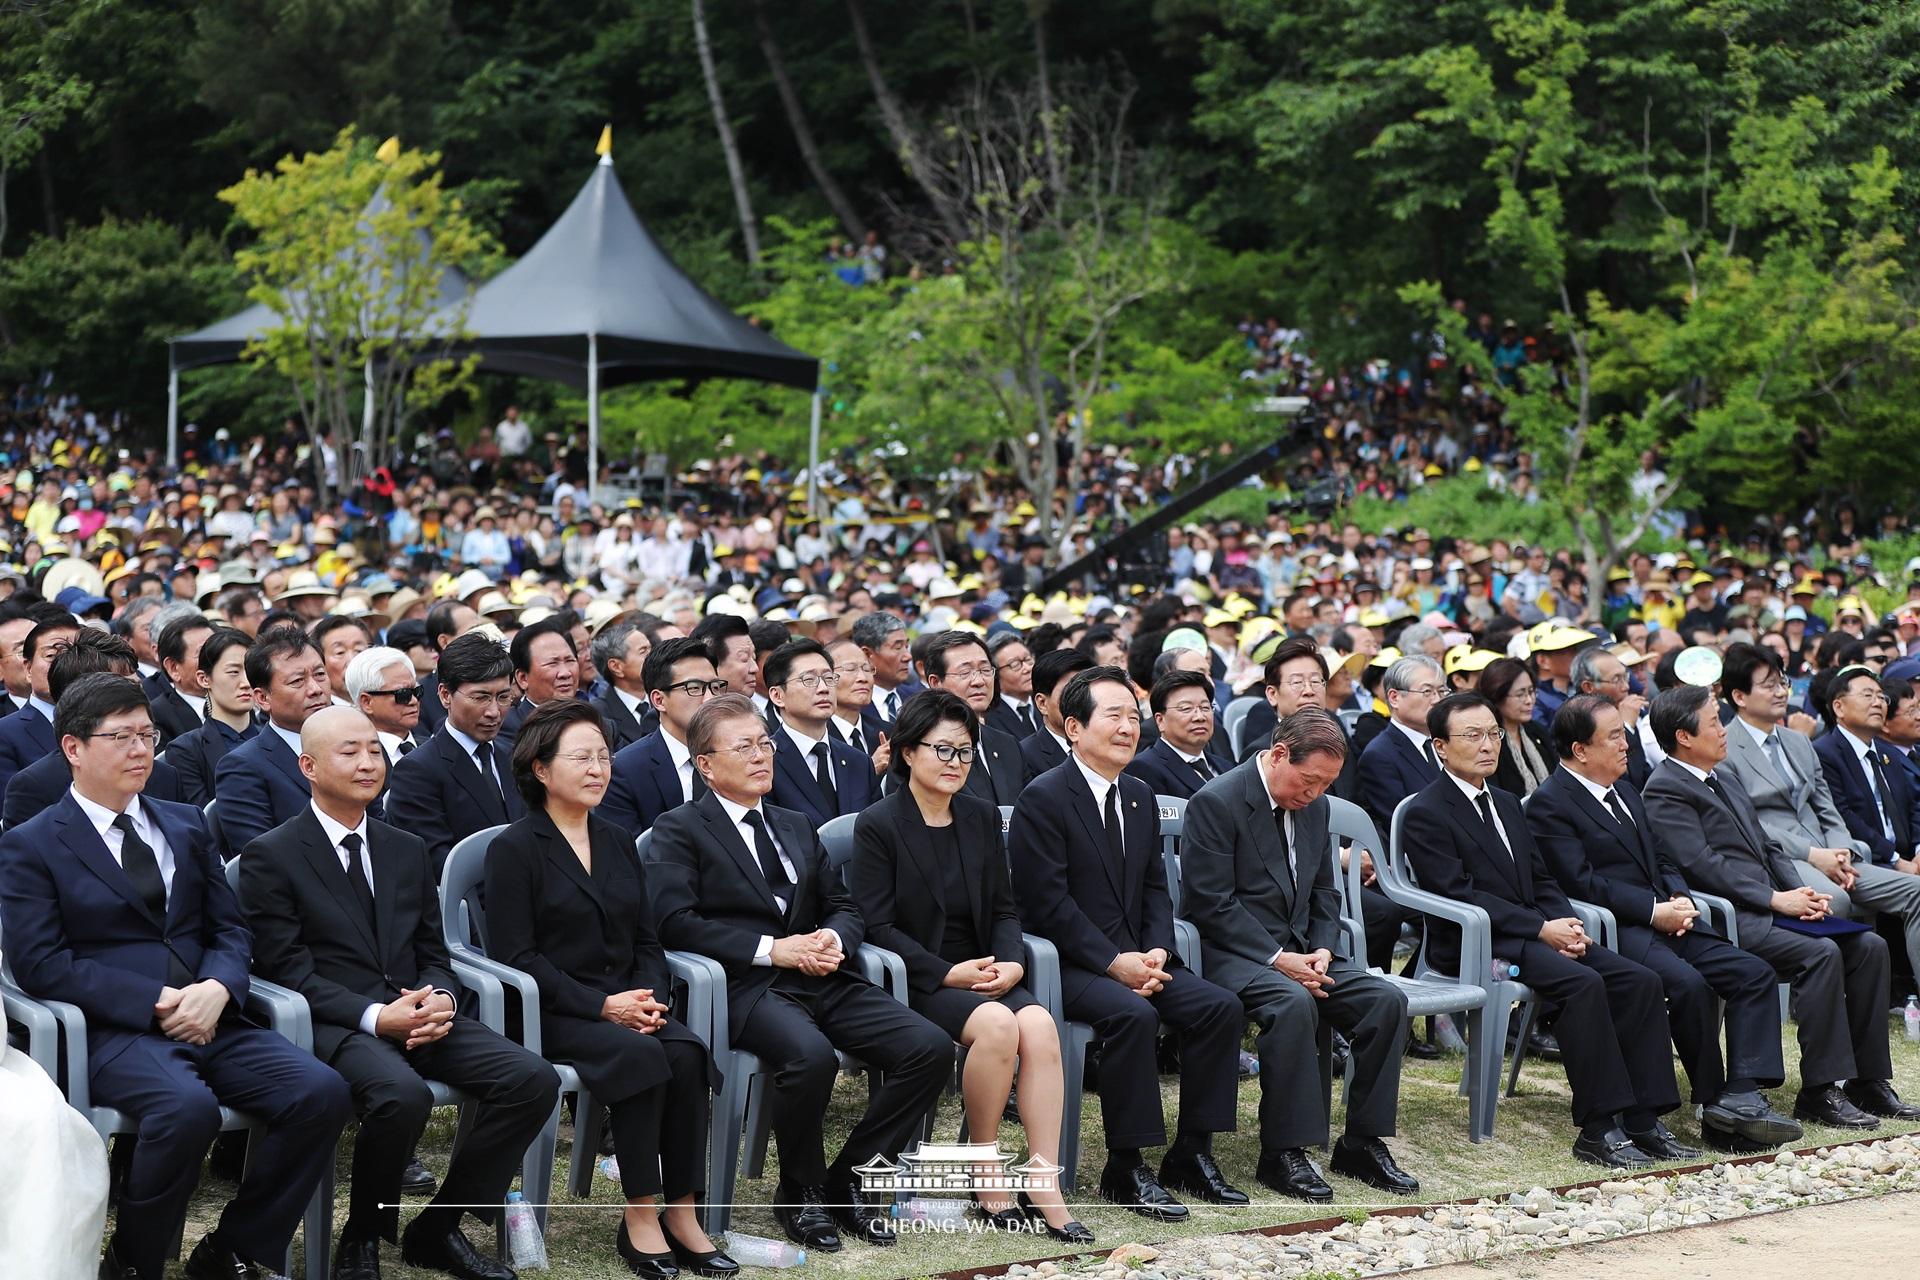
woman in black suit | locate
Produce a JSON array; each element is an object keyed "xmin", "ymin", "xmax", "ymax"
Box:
[
  {"xmin": 846, "ymin": 691, "xmax": 1091, "ymax": 1244},
  {"xmin": 487, "ymin": 701, "xmax": 735, "ymax": 1278},
  {"xmin": 1481, "ymin": 657, "xmax": 1555, "ymax": 797}
]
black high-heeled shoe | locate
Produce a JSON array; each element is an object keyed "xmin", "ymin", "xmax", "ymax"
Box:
[
  {"xmin": 969, "ymin": 1195, "xmax": 1030, "ymax": 1232},
  {"xmin": 1018, "ymin": 1192, "xmax": 1095, "ymax": 1245},
  {"xmin": 663, "ymin": 1223, "xmax": 741, "ymax": 1278},
  {"xmin": 617, "ymin": 1216, "xmax": 681, "ymax": 1279}
]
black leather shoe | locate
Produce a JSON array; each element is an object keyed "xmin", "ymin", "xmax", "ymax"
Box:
[
  {"xmin": 771, "ymin": 1184, "xmax": 842, "ymax": 1253},
  {"xmin": 824, "ymin": 1178, "xmax": 895, "ymax": 1246},
  {"xmin": 1795, "ymin": 1084, "xmax": 1880, "ymax": 1130},
  {"xmin": 972, "ymin": 1200, "xmax": 1030, "ymax": 1232},
  {"xmin": 1844, "ymin": 1079, "xmax": 1920, "ymax": 1120},
  {"xmin": 1701, "ymin": 1091, "xmax": 1803, "ymax": 1150},
  {"xmin": 1405, "ymin": 1035, "xmax": 1442, "ymax": 1060},
  {"xmin": 1098, "ymin": 1160, "xmax": 1189, "ymax": 1221},
  {"xmin": 1255, "ymin": 1147, "xmax": 1333, "ymax": 1203},
  {"xmin": 332, "ymin": 1235, "xmax": 382, "ymax": 1280},
  {"xmin": 1331, "ymin": 1136, "xmax": 1420, "ymax": 1195},
  {"xmin": 98, "ymin": 1240, "xmax": 141, "ymax": 1280},
  {"xmin": 1158, "ymin": 1149, "xmax": 1249, "ymax": 1206},
  {"xmin": 1573, "ymin": 1127, "xmax": 1653, "ymax": 1169},
  {"xmin": 1623, "ymin": 1122, "xmax": 1700, "ymax": 1161},
  {"xmin": 402, "ymin": 1156, "xmax": 439, "ymax": 1195},
  {"xmin": 615, "ymin": 1217, "xmax": 680, "ymax": 1279},
  {"xmin": 663, "ymin": 1223, "xmax": 738, "ymax": 1278},
  {"xmin": 1526, "ymin": 1028, "xmax": 1562, "ymax": 1060},
  {"xmin": 185, "ymin": 1232, "xmax": 261, "ymax": 1280},
  {"xmin": 1017, "ymin": 1193, "xmax": 1095, "ymax": 1244},
  {"xmin": 399, "ymin": 1221, "xmax": 517, "ymax": 1280}
]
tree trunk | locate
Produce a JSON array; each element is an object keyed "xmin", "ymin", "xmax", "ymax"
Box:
[
  {"xmin": 691, "ymin": 0, "xmax": 761, "ymax": 266},
  {"xmin": 844, "ymin": 0, "xmax": 965, "ymax": 242},
  {"xmin": 750, "ymin": 0, "xmax": 865, "ymax": 241},
  {"xmin": 1027, "ymin": 1, "xmax": 1065, "ymax": 197}
]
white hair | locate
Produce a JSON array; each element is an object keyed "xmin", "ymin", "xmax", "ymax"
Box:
[{"xmin": 344, "ymin": 645, "xmax": 415, "ymax": 704}]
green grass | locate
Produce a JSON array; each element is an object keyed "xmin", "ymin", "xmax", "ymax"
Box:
[{"xmin": 172, "ymin": 1019, "xmax": 1920, "ymax": 1279}]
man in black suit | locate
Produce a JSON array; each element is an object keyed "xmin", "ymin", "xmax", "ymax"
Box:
[
  {"xmin": 348, "ymin": 645, "xmax": 429, "ymax": 767},
  {"xmin": 215, "ymin": 628, "xmax": 337, "ymax": 856},
  {"xmin": 1, "ymin": 674, "xmax": 351, "ymax": 1280},
  {"xmin": 922, "ymin": 630, "xmax": 1026, "ymax": 806},
  {"xmin": 241, "ymin": 706, "xmax": 559, "ymax": 1280},
  {"xmin": 0, "ymin": 611, "xmax": 77, "ymax": 799},
  {"xmin": 588, "ymin": 612, "xmax": 652, "ymax": 750},
  {"xmin": 413, "ymin": 600, "xmax": 482, "ymax": 737},
  {"xmin": 1237, "ymin": 636, "xmax": 1337, "ymax": 764},
  {"xmin": 764, "ymin": 640, "xmax": 878, "ymax": 824},
  {"xmin": 148, "ymin": 615, "xmax": 213, "ymax": 748},
  {"xmin": 601, "ymin": 637, "xmax": 725, "ymax": 835},
  {"xmin": 1126, "ymin": 669, "xmax": 1227, "ymax": 799},
  {"xmin": 1400, "ymin": 692, "xmax": 1685, "ymax": 1167},
  {"xmin": 851, "ymin": 611, "xmax": 918, "ymax": 741},
  {"xmin": 1354, "ymin": 653, "xmax": 1445, "ymax": 834},
  {"xmin": 388, "ymin": 633, "xmax": 526, "ymax": 874},
  {"xmin": 499, "ymin": 616, "xmax": 580, "ymax": 748},
  {"xmin": 650, "ymin": 695, "xmax": 951, "ymax": 1252},
  {"xmin": 1569, "ymin": 645, "xmax": 1653, "ymax": 791},
  {"xmin": 1527, "ymin": 695, "xmax": 1803, "ymax": 1152},
  {"xmin": 1010, "ymin": 667, "xmax": 1246, "ymax": 1220},
  {"xmin": 166, "ymin": 627, "xmax": 259, "ymax": 809},
  {"xmin": 986, "ymin": 632, "xmax": 1039, "ymax": 740},
  {"xmin": 1183, "ymin": 708, "xmax": 1419, "ymax": 1202},
  {"xmin": 1641, "ymin": 684, "xmax": 1919, "ymax": 1129},
  {"xmin": 1019, "ymin": 648, "xmax": 1091, "ymax": 780}
]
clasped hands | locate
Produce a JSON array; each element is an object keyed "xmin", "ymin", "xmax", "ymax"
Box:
[
  {"xmin": 602, "ymin": 988, "xmax": 669, "ymax": 1034},
  {"xmin": 154, "ymin": 979, "xmax": 230, "ymax": 1045},
  {"xmin": 1771, "ymin": 884, "xmax": 1833, "ymax": 921},
  {"xmin": 1650, "ymin": 895, "xmax": 1699, "ymax": 936},
  {"xmin": 1538, "ymin": 917, "xmax": 1589, "ymax": 958},
  {"xmin": 944, "ymin": 955, "xmax": 1025, "ymax": 997},
  {"xmin": 376, "ymin": 986, "xmax": 455, "ymax": 1050},
  {"xmin": 1108, "ymin": 948, "xmax": 1171, "ymax": 997},
  {"xmin": 1809, "ymin": 846, "xmax": 1857, "ymax": 890},
  {"xmin": 1274, "ymin": 947, "xmax": 1336, "ymax": 998},
  {"xmin": 771, "ymin": 929, "xmax": 845, "ymax": 975}
]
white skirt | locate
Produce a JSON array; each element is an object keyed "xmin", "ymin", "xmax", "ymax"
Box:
[{"xmin": 0, "ymin": 1044, "xmax": 109, "ymax": 1280}]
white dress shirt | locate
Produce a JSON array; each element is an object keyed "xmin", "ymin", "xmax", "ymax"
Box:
[
  {"xmin": 308, "ymin": 802, "xmax": 389, "ymax": 1037},
  {"xmin": 612, "ymin": 685, "xmax": 648, "ymax": 724},
  {"xmin": 27, "ymin": 694, "xmax": 56, "ymax": 725},
  {"xmin": 1447, "ymin": 769, "xmax": 1512, "ymax": 856},
  {"xmin": 782, "ymin": 722, "xmax": 834, "ymax": 793},
  {"xmin": 71, "ymin": 787, "xmax": 174, "ymax": 899},
  {"xmin": 1392, "ymin": 717, "xmax": 1437, "ymax": 765},
  {"xmin": 1837, "ymin": 725, "xmax": 1896, "ymax": 839},
  {"xmin": 659, "ymin": 728, "xmax": 696, "ymax": 803},
  {"xmin": 1073, "ymin": 754, "xmax": 1126, "ymax": 850},
  {"xmin": 831, "ymin": 714, "xmax": 866, "ymax": 752},
  {"xmin": 715, "ymin": 793, "xmax": 841, "ymax": 964},
  {"xmin": 177, "ymin": 690, "xmax": 208, "ymax": 723},
  {"xmin": 268, "ymin": 719, "xmax": 304, "ymax": 757}
]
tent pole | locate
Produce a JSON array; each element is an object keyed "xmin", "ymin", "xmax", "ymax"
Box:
[
  {"xmin": 807, "ymin": 388, "xmax": 822, "ymax": 518},
  {"xmin": 166, "ymin": 356, "xmax": 180, "ymax": 470},
  {"xmin": 588, "ymin": 333, "xmax": 601, "ymax": 508}
]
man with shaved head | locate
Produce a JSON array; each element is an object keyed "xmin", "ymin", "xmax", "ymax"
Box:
[{"xmin": 242, "ymin": 706, "xmax": 558, "ymax": 1280}]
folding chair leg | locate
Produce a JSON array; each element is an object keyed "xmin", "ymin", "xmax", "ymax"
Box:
[
  {"xmin": 302, "ymin": 1161, "xmax": 336, "ymax": 1279},
  {"xmin": 523, "ymin": 1097, "xmax": 562, "ymax": 1233},
  {"xmin": 1478, "ymin": 997, "xmax": 1512, "ymax": 1141},
  {"xmin": 742, "ymin": 1074, "xmax": 770, "ymax": 1180},
  {"xmin": 565, "ymin": 1094, "xmax": 603, "ymax": 1200},
  {"xmin": 708, "ymin": 1069, "xmax": 751, "ymax": 1235},
  {"xmin": 1505, "ymin": 1000, "xmax": 1538, "ymax": 1099},
  {"xmin": 1461, "ymin": 1006, "xmax": 1490, "ymax": 1143}
]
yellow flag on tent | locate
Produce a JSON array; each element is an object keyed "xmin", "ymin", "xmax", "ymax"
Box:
[
  {"xmin": 375, "ymin": 136, "xmax": 401, "ymax": 165},
  {"xmin": 595, "ymin": 125, "xmax": 613, "ymax": 158}
]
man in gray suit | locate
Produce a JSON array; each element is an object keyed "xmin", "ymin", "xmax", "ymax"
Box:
[
  {"xmin": 1642, "ymin": 685, "xmax": 1919, "ymax": 1130},
  {"xmin": 1182, "ymin": 707, "xmax": 1418, "ymax": 1203},
  {"xmin": 1718, "ymin": 644, "xmax": 1920, "ymax": 974}
]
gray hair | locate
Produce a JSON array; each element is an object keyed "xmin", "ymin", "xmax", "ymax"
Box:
[
  {"xmin": 121, "ymin": 596, "xmax": 164, "ymax": 637},
  {"xmin": 147, "ymin": 600, "xmax": 203, "ymax": 646},
  {"xmin": 1397, "ymin": 623, "xmax": 1442, "ymax": 655},
  {"xmin": 1271, "ymin": 705, "xmax": 1350, "ymax": 761},
  {"xmin": 987, "ymin": 631, "xmax": 1029, "ymax": 660},
  {"xmin": 591, "ymin": 614, "xmax": 644, "ymax": 673},
  {"xmin": 849, "ymin": 611, "xmax": 905, "ymax": 650},
  {"xmin": 344, "ymin": 645, "xmax": 415, "ymax": 703},
  {"xmin": 1383, "ymin": 654, "xmax": 1443, "ymax": 696},
  {"xmin": 1567, "ymin": 643, "xmax": 1613, "ymax": 692}
]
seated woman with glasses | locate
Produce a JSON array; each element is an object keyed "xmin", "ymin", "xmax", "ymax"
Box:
[
  {"xmin": 845, "ymin": 690, "xmax": 1093, "ymax": 1243},
  {"xmin": 1481, "ymin": 657, "xmax": 1554, "ymax": 798},
  {"xmin": 485, "ymin": 700, "xmax": 735, "ymax": 1278}
]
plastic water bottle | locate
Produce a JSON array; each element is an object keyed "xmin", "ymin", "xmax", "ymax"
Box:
[
  {"xmin": 597, "ymin": 1155, "xmax": 621, "ymax": 1182},
  {"xmin": 503, "ymin": 1191, "xmax": 548, "ymax": 1271},
  {"xmin": 1904, "ymin": 995, "xmax": 1920, "ymax": 1043},
  {"xmin": 1237, "ymin": 1049, "xmax": 1261, "ymax": 1077},
  {"xmin": 723, "ymin": 1232, "xmax": 806, "ymax": 1267},
  {"xmin": 897, "ymin": 1197, "xmax": 968, "ymax": 1227},
  {"xmin": 1491, "ymin": 957, "xmax": 1521, "ymax": 984}
]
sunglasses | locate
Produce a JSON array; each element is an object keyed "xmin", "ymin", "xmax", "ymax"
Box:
[{"xmin": 366, "ymin": 685, "xmax": 425, "ymax": 705}]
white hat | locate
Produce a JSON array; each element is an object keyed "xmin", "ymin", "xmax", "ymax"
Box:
[{"xmin": 450, "ymin": 569, "xmax": 494, "ymax": 600}]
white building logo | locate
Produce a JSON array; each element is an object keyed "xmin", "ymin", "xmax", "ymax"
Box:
[{"xmin": 852, "ymin": 1141, "xmax": 1062, "ymax": 1196}]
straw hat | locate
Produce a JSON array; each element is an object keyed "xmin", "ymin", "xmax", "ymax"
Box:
[
  {"xmin": 273, "ymin": 570, "xmax": 337, "ymax": 602},
  {"xmin": 475, "ymin": 591, "xmax": 520, "ymax": 620},
  {"xmin": 41, "ymin": 557, "xmax": 105, "ymax": 601},
  {"xmin": 450, "ymin": 569, "xmax": 495, "ymax": 601}
]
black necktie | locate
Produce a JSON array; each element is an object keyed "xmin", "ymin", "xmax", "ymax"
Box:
[
  {"xmin": 1603, "ymin": 788, "xmax": 1633, "ymax": 828},
  {"xmin": 474, "ymin": 741, "xmax": 506, "ymax": 815},
  {"xmin": 1101, "ymin": 783, "xmax": 1126, "ymax": 879},
  {"xmin": 1271, "ymin": 806, "xmax": 1297, "ymax": 885},
  {"xmin": 1192, "ymin": 754, "xmax": 1214, "ymax": 782},
  {"xmin": 397, "ymin": 738, "xmax": 415, "ymax": 756},
  {"xmin": 113, "ymin": 813, "xmax": 167, "ymax": 921},
  {"xmin": 1703, "ymin": 772, "xmax": 1734, "ymax": 812},
  {"xmin": 743, "ymin": 810, "xmax": 790, "ymax": 894},
  {"xmin": 1870, "ymin": 752, "xmax": 1897, "ymax": 838},
  {"xmin": 849, "ymin": 725, "xmax": 865, "ymax": 754},
  {"xmin": 340, "ymin": 831, "xmax": 376, "ymax": 929},
  {"xmin": 1020, "ymin": 703, "xmax": 1037, "ymax": 735},
  {"xmin": 1421, "ymin": 737, "xmax": 1439, "ymax": 772},
  {"xmin": 811, "ymin": 741, "xmax": 839, "ymax": 814},
  {"xmin": 1474, "ymin": 791, "xmax": 1508, "ymax": 854}
]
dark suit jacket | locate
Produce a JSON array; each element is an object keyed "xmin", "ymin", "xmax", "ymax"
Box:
[
  {"xmin": 593, "ymin": 688, "xmax": 649, "ymax": 753},
  {"xmin": 5, "ymin": 750, "xmax": 183, "ymax": 828},
  {"xmin": 847, "ymin": 788, "xmax": 1022, "ymax": 994},
  {"xmin": 1125, "ymin": 737, "xmax": 1220, "ymax": 801},
  {"xmin": 386, "ymin": 726, "xmax": 524, "ymax": 874},
  {"xmin": 499, "ymin": 697, "xmax": 539, "ymax": 753},
  {"xmin": 986, "ymin": 697, "xmax": 1036, "ymax": 742},
  {"xmin": 167, "ymin": 718, "xmax": 256, "ymax": 809},
  {"xmin": 1182, "ymin": 759, "xmax": 1347, "ymax": 994},
  {"xmin": 649, "ymin": 791, "xmax": 869, "ymax": 1036},
  {"xmin": 1236, "ymin": 699, "xmax": 1359, "ymax": 799},
  {"xmin": 1238, "ymin": 697, "xmax": 1277, "ymax": 764},
  {"xmin": 1813, "ymin": 729, "xmax": 1920, "ymax": 865},
  {"xmin": 1008, "ymin": 760, "xmax": 1174, "ymax": 995},
  {"xmin": 415, "ymin": 673, "xmax": 447, "ymax": 736},
  {"xmin": 1356, "ymin": 721, "xmax": 1439, "ymax": 835},
  {"xmin": 1489, "ymin": 719, "xmax": 1555, "ymax": 797},
  {"xmin": 1526, "ymin": 767, "xmax": 1700, "ymax": 962},
  {"xmin": 213, "ymin": 726, "xmax": 313, "ymax": 856},
  {"xmin": 0, "ymin": 704, "xmax": 54, "ymax": 802},
  {"xmin": 601, "ymin": 730, "xmax": 693, "ymax": 836},
  {"xmin": 769, "ymin": 730, "xmax": 877, "ymax": 827},
  {"xmin": 239, "ymin": 807, "xmax": 458, "ymax": 1061},
  {"xmin": 0, "ymin": 793, "xmax": 249, "ymax": 1070},
  {"xmin": 1398, "ymin": 775, "xmax": 1572, "ymax": 976},
  {"xmin": 1642, "ymin": 760, "xmax": 1801, "ymax": 946},
  {"xmin": 1020, "ymin": 727, "xmax": 1068, "ymax": 781},
  {"xmin": 963, "ymin": 725, "xmax": 1026, "ymax": 808},
  {"xmin": 1624, "ymin": 729, "xmax": 1653, "ymax": 792},
  {"xmin": 147, "ymin": 685, "xmax": 202, "ymax": 750},
  {"xmin": 139, "ymin": 668, "xmax": 170, "ymax": 704}
]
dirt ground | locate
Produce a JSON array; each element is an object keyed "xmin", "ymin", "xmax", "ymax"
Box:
[{"xmin": 1415, "ymin": 1191, "xmax": 1920, "ymax": 1279}]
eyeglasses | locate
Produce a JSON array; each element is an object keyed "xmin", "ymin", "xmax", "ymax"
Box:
[
  {"xmin": 1586, "ymin": 674, "xmax": 1629, "ymax": 688},
  {"xmin": 1752, "ymin": 677, "xmax": 1788, "ymax": 693},
  {"xmin": 366, "ymin": 685, "xmax": 425, "ymax": 705},
  {"xmin": 1163, "ymin": 701, "xmax": 1215, "ymax": 718},
  {"xmin": 554, "ymin": 751, "xmax": 612, "ymax": 768},
  {"xmin": 994, "ymin": 656, "xmax": 1035, "ymax": 673},
  {"xmin": 701, "ymin": 737, "xmax": 776, "ymax": 761},
  {"xmin": 784, "ymin": 671, "xmax": 840, "ymax": 691},
  {"xmin": 1398, "ymin": 685, "xmax": 1444, "ymax": 700},
  {"xmin": 922, "ymin": 743, "xmax": 976, "ymax": 764},
  {"xmin": 834, "ymin": 661, "xmax": 875, "ymax": 676},
  {"xmin": 666, "ymin": 678, "xmax": 729, "ymax": 698},
  {"xmin": 1279, "ymin": 676, "xmax": 1327, "ymax": 692},
  {"xmin": 1509, "ymin": 685, "xmax": 1538, "ymax": 700},
  {"xmin": 1863, "ymin": 653, "xmax": 1890, "ymax": 666},
  {"xmin": 943, "ymin": 663, "xmax": 995, "ymax": 682},
  {"xmin": 90, "ymin": 728, "xmax": 160, "ymax": 750},
  {"xmin": 1439, "ymin": 727, "xmax": 1506, "ymax": 745},
  {"xmin": 459, "ymin": 689, "xmax": 519, "ymax": 708}
]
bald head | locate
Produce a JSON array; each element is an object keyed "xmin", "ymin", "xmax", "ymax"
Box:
[{"xmin": 300, "ymin": 705, "xmax": 387, "ymax": 821}]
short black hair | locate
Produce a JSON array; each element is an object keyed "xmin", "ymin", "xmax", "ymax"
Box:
[
  {"xmin": 426, "ymin": 599, "xmax": 469, "ymax": 651},
  {"xmin": 509, "ymin": 616, "xmax": 576, "ymax": 674},
  {"xmin": 1073, "ymin": 624, "xmax": 1120, "ymax": 659},
  {"xmin": 1719, "ymin": 641, "xmax": 1781, "ymax": 699},
  {"xmin": 1126, "ymin": 628, "xmax": 1169, "ymax": 690},
  {"xmin": 245, "ymin": 626, "xmax": 323, "ymax": 690},
  {"xmin": 437, "ymin": 631, "xmax": 515, "ymax": 692},
  {"xmin": 643, "ymin": 636, "xmax": 714, "ymax": 695},
  {"xmin": 887, "ymin": 688, "xmax": 979, "ymax": 779},
  {"xmin": 23, "ymin": 614, "xmax": 79, "ymax": 665},
  {"xmin": 49, "ymin": 630, "xmax": 138, "ymax": 702},
  {"xmin": 197, "ymin": 627, "xmax": 253, "ymax": 680},
  {"xmin": 54, "ymin": 671, "xmax": 149, "ymax": 743},
  {"xmin": 1033, "ymin": 648, "xmax": 1095, "ymax": 703},
  {"xmin": 690, "ymin": 612, "xmax": 751, "ymax": 669},
  {"xmin": 1885, "ymin": 676, "xmax": 1916, "ymax": 718},
  {"xmin": 1549, "ymin": 693, "xmax": 1614, "ymax": 760},
  {"xmin": 311, "ymin": 613, "xmax": 371, "ymax": 652},
  {"xmin": 1650, "ymin": 685, "xmax": 1714, "ymax": 753},
  {"xmin": 762, "ymin": 639, "xmax": 831, "ymax": 691},
  {"xmin": 510, "ymin": 699, "xmax": 609, "ymax": 809},
  {"xmin": 1059, "ymin": 665, "xmax": 1133, "ymax": 729},
  {"xmin": 749, "ymin": 618, "xmax": 791, "ymax": 658},
  {"xmin": 1263, "ymin": 636, "xmax": 1326, "ymax": 687},
  {"xmin": 1150, "ymin": 669, "xmax": 1214, "ymax": 716},
  {"xmin": 156, "ymin": 616, "xmax": 214, "ymax": 669},
  {"xmin": 923, "ymin": 629, "xmax": 990, "ymax": 680},
  {"xmin": 1427, "ymin": 691, "xmax": 1494, "ymax": 739}
]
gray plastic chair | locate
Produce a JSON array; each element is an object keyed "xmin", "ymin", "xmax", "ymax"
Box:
[{"xmin": 1222, "ymin": 696, "xmax": 1261, "ymax": 760}]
